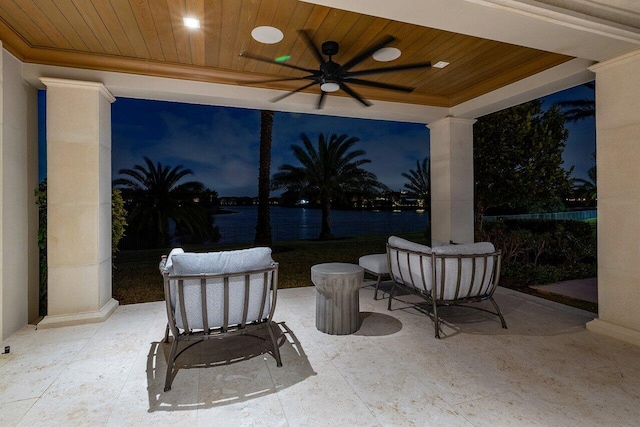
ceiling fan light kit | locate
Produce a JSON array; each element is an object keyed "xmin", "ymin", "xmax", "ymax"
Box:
[
  {"xmin": 240, "ymin": 29, "xmax": 431, "ymax": 109},
  {"xmin": 320, "ymin": 81, "xmax": 340, "ymax": 92}
]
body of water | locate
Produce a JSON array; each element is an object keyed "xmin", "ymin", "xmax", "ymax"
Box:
[{"xmin": 214, "ymin": 206, "xmax": 429, "ymax": 243}]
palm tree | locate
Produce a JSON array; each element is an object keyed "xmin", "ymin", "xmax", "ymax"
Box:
[
  {"xmin": 272, "ymin": 133, "xmax": 385, "ymax": 240},
  {"xmin": 402, "ymin": 157, "xmax": 430, "ymax": 209},
  {"xmin": 255, "ymin": 110, "xmax": 274, "ymax": 246},
  {"xmin": 557, "ymin": 82, "xmax": 595, "ymax": 122},
  {"xmin": 114, "ymin": 157, "xmax": 214, "ymax": 248},
  {"xmin": 574, "ymin": 154, "xmax": 597, "ymax": 205}
]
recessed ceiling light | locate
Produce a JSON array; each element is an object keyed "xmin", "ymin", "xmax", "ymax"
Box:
[
  {"xmin": 251, "ymin": 26, "xmax": 284, "ymax": 44},
  {"xmin": 433, "ymin": 61, "xmax": 450, "ymax": 69},
  {"xmin": 373, "ymin": 47, "xmax": 401, "ymax": 62},
  {"xmin": 183, "ymin": 17, "xmax": 200, "ymax": 29}
]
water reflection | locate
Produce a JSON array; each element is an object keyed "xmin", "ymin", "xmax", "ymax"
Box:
[{"xmin": 214, "ymin": 206, "xmax": 428, "ymax": 243}]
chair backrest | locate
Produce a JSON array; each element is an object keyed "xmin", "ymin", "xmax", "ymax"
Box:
[
  {"xmin": 387, "ymin": 236, "xmax": 433, "ymax": 294},
  {"xmin": 387, "ymin": 237, "xmax": 501, "ymax": 302},
  {"xmin": 162, "ymin": 247, "xmax": 277, "ymax": 332},
  {"xmin": 431, "ymin": 243, "xmax": 500, "ymax": 301}
]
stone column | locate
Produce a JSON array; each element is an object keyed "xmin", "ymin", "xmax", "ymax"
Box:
[
  {"xmin": 38, "ymin": 78, "xmax": 118, "ymax": 328},
  {"xmin": 586, "ymin": 50, "xmax": 640, "ymax": 346},
  {"xmin": 427, "ymin": 117, "xmax": 476, "ymax": 247}
]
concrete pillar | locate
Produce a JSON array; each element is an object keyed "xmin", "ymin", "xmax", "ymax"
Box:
[
  {"xmin": 38, "ymin": 78, "xmax": 117, "ymax": 329},
  {"xmin": 586, "ymin": 50, "xmax": 640, "ymax": 346},
  {"xmin": 427, "ymin": 117, "xmax": 476, "ymax": 247}
]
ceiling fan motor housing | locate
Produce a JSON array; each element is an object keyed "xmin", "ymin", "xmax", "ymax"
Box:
[{"xmin": 321, "ymin": 40, "xmax": 339, "ymax": 56}]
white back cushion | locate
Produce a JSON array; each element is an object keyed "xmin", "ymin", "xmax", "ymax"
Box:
[
  {"xmin": 168, "ymin": 247, "xmax": 274, "ymax": 330},
  {"xmin": 432, "ymin": 243, "xmax": 497, "ymax": 300},
  {"xmin": 387, "ymin": 236, "xmax": 433, "ymax": 293}
]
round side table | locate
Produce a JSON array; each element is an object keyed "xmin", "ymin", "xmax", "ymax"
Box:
[{"xmin": 311, "ymin": 263, "xmax": 364, "ymax": 335}]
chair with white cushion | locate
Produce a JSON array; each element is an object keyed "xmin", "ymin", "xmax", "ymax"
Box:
[
  {"xmin": 159, "ymin": 247, "xmax": 282, "ymax": 391},
  {"xmin": 386, "ymin": 236, "xmax": 506, "ymax": 338}
]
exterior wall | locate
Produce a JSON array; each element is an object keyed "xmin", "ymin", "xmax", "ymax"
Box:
[
  {"xmin": 428, "ymin": 117, "xmax": 476, "ymax": 247},
  {"xmin": 586, "ymin": 49, "xmax": 640, "ymax": 346},
  {"xmin": 0, "ymin": 46, "xmax": 39, "ymax": 341}
]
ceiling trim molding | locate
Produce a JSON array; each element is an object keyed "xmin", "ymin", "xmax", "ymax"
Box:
[
  {"xmin": 24, "ymin": 59, "xmax": 450, "ymax": 124},
  {"xmin": 467, "ymin": 0, "xmax": 640, "ymax": 43},
  {"xmin": 10, "ymin": 45, "xmax": 450, "ymax": 108}
]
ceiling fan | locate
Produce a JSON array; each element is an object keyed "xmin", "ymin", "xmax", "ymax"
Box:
[{"xmin": 239, "ymin": 30, "xmax": 432, "ymax": 109}]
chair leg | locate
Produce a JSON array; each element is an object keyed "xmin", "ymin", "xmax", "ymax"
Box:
[
  {"xmin": 432, "ymin": 300, "xmax": 441, "ymax": 339},
  {"xmin": 163, "ymin": 323, "xmax": 170, "ymax": 343},
  {"xmin": 164, "ymin": 337, "xmax": 179, "ymax": 392},
  {"xmin": 267, "ymin": 322, "xmax": 283, "ymax": 367},
  {"xmin": 489, "ymin": 296, "xmax": 508, "ymax": 329},
  {"xmin": 387, "ymin": 283, "xmax": 396, "ymax": 311},
  {"xmin": 373, "ymin": 274, "xmax": 382, "ymax": 300}
]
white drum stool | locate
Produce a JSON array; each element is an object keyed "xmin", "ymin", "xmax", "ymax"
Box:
[{"xmin": 358, "ymin": 253, "xmax": 390, "ymax": 300}]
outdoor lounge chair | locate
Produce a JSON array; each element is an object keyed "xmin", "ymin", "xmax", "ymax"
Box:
[
  {"xmin": 386, "ymin": 236, "xmax": 507, "ymax": 338},
  {"xmin": 159, "ymin": 247, "xmax": 282, "ymax": 391}
]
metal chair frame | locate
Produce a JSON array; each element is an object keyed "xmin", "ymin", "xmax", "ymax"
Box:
[
  {"xmin": 386, "ymin": 244, "xmax": 507, "ymax": 338},
  {"xmin": 161, "ymin": 261, "xmax": 282, "ymax": 391},
  {"xmin": 362, "ymin": 267, "xmax": 390, "ymax": 300}
]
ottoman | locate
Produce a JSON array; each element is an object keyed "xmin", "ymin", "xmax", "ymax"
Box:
[{"xmin": 358, "ymin": 253, "xmax": 390, "ymax": 300}]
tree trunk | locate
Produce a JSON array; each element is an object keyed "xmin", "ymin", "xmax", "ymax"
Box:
[
  {"xmin": 319, "ymin": 193, "xmax": 333, "ymax": 240},
  {"xmin": 255, "ymin": 110, "xmax": 274, "ymax": 246}
]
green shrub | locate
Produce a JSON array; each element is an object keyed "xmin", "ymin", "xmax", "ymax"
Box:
[
  {"xmin": 479, "ymin": 219, "xmax": 594, "ymax": 266},
  {"xmin": 112, "ymin": 188, "xmax": 128, "ymax": 259},
  {"xmin": 479, "ymin": 219, "xmax": 596, "ymax": 289}
]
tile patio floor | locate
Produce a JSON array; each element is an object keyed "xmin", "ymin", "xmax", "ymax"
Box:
[{"xmin": 1, "ymin": 283, "xmax": 639, "ymax": 426}]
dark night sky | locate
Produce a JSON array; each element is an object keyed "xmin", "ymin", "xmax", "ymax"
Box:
[{"xmin": 39, "ymin": 83, "xmax": 595, "ymax": 197}]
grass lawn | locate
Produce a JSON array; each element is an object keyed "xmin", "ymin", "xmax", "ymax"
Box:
[
  {"xmin": 113, "ymin": 230, "xmax": 596, "ymax": 313},
  {"xmin": 113, "ymin": 231, "xmax": 428, "ymax": 305}
]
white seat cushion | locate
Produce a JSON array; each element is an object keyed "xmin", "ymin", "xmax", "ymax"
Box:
[{"xmin": 358, "ymin": 254, "xmax": 389, "ymax": 275}]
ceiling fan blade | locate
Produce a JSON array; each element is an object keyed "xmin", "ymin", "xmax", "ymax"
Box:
[
  {"xmin": 270, "ymin": 81, "xmax": 318, "ymax": 103},
  {"xmin": 341, "ymin": 35, "xmax": 395, "ymax": 72},
  {"xmin": 242, "ymin": 76, "xmax": 314, "ymax": 85},
  {"xmin": 339, "ymin": 82, "xmax": 372, "ymax": 107},
  {"xmin": 346, "ymin": 61, "xmax": 432, "ymax": 78},
  {"xmin": 239, "ymin": 52, "xmax": 319, "ymax": 75},
  {"xmin": 298, "ymin": 29, "xmax": 326, "ymax": 65},
  {"xmin": 316, "ymin": 91, "xmax": 327, "ymax": 109},
  {"xmin": 344, "ymin": 78, "xmax": 415, "ymax": 93}
]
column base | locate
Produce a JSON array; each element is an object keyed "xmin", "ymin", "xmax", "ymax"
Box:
[
  {"xmin": 586, "ymin": 318, "xmax": 640, "ymax": 347},
  {"xmin": 37, "ymin": 298, "xmax": 119, "ymax": 329}
]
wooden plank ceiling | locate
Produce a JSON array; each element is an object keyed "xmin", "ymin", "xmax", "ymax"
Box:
[{"xmin": 0, "ymin": 0, "xmax": 572, "ymax": 108}]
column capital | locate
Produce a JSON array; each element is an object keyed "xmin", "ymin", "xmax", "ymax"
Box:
[
  {"xmin": 40, "ymin": 77, "xmax": 116, "ymax": 103},
  {"xmin": 590, "ymin": 48, "xmax": 640, "ymax": 73},
  {"xmin": 426, "ymin": 116, "xmax": 476, "ymax": 130}
]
